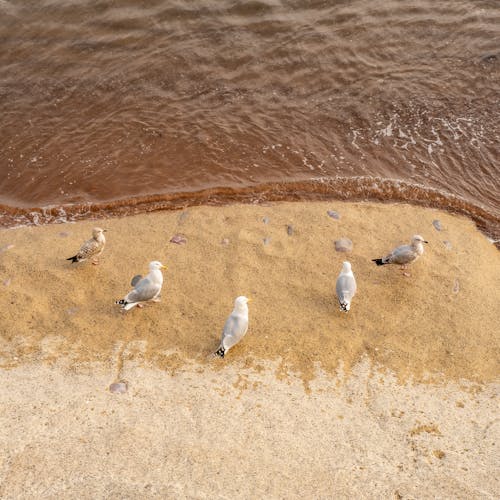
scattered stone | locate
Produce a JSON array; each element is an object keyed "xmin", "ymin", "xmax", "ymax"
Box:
[
  {"xmin": 109, "ymin": 381, "xmax": 128, "ymax": 394},
  {"xmin": 433, "ymin": 450, "xmax": 446, "ymax": 460},
  {"xmin": 0, "ymin": 244, "xmax": 14, "ymax": 253},
  {"xmin": 432, "ymin": 219, "xmax": 442, "ymax": 231},
  {"xmin": 443, "ymin": 240, "xmax": 452, "ymax": 250},
  {"xmin": 481, "ymin": 54, "xmax": 497, "ymax": 64},
  {"xmin": 170, "ymin": 234, "xmax": 187, "ymax": 245},
  {"xmin": 66, "ymin": 307, "xmax": 79, "ymax": 315},
  {"xmin": 177, "ymin": 211, "xmax": 189, "ymax": 224},
  {"xmin": 58, "ymin": 231, "xmax": 70, "ymax": 238},
  {"xmin": 327, "ymin": 210, "xmax": 340, "ymax": 220},
  {"xmin": 334, "ymin": 238, "xmax": 353, "ymax": 252},
  {"xmin": 263, "ymin": 237, "xmax": 271, "ymax": 245},
  {"xmin": 453, "ymin": 279, "xmax": 460, "ymax": 294},
  {"xmin": 262, "ymin": 216, "xmax": 270, "ymax": 224},
  {"xmin": 3, "ymin": 278, "xmax": 11, "ymax": 287},
  {"xmin": 286, "ymin": 224, "xmax": 294, "ymax": 236},
  {"xmin": 221, "ymin": 238, "xmax": 230, "ymax": 245}
]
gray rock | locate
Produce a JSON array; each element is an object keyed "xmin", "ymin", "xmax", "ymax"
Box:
[
  {"xmin": 286, "ymin": 225, "xmax": 294, "ymax": 236},
  {"xmin": 432, "ymin": 220, "xmax": 442, "ymax": 231},
  {"xmin": 109, "ymin": 381, "xmax": 128, "ymax": 394},
  {"xmin": 327, "ymin": 210, "xmax": 340, "ymax": 220},
  {"xmin": 334, "ymin": 238, "xmax": 353, "ymax": 252},
  {"xmin": 170, "ymin": 234, "xmax": 187, "ymax": 244}
]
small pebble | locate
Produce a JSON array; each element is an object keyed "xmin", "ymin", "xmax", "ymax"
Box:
[
  {"xmin": 432, "ymin": 220, "xmax": 442, "ymax": 231},
  {"xmin": 58, "ymin": 231, "xmax": 70, "ymax": 238},
  {"xmin": 0, "ymin": 244, "xmax": 14, "ymax": 253},
  {"xmin": 286, "ymin": 224, "xmax": 294, "ymax": 236},
  {"xmin": 109, "ymin": 381, "xmax": 128, "ymax": 394},
  {"xmin": 3, "ymin": 278, "xmax": 11, "ymax": 287},
  {"xmin": 327, "ymin": 210, "xmax": 340, "ymax": 220},
  {"xmin": 221, "ymin": 238, "xmax": 229, "ymax": 245},
  {"xmin": 334, "ymin": 238, "xmax": 353, "ymax": 252},
  {"xmin": 170, "ymin": 234, "xmax": 187, "ymax": 245},
  {"xmin": 262, "ymin": 216, "xmax": 270, "ymax": 224},
  {"xmin": 66, "ymin": 307, "xmax": 79, "ymax": 315},
  {"xmin": 263, "ymin": 237, "xmax": 271, "ymax": 245},
  {"xmin": 453, "ymin": 279, "xmax": 460, "ymax": 294},
  {"xmin": 443, "ymin": 240, "xmax": 452, "ymax": 250},
  {"xmin": 178, "ymin": 211, "xmax": 189, "ymax": 223}
]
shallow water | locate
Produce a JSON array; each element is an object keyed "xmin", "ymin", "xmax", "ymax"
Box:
[{"xmin": 0, "ymin": 0, "xmax": 498, "ymax": 237}]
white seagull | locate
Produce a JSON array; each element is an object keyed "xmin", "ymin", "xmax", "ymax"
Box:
[
  {"xmin": 336, "ymin": 261, "xmax": 357, "ymax": 312},
  {"xmin": 116, "ymin": 260, "xmax": 167, "ymax": 311},
  {"xmin": 214, "ymin": 296, "xmax": 251, "ymax": 358},
  {"xmin": 372, "ymin": 235, "xmax": 428, "ymax": 270}
]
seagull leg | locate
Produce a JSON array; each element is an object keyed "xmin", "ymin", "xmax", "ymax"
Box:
[
  {"xmin": 136, "ymin": 303, "xmax": 144, "ymax": 309},
  {"xmin": 400, "ymin": 264, "xmax": 410, "ymax": 277},
  {"xmin": 92, "ymin": 259, "xmax": 99, "ymax": 266}
]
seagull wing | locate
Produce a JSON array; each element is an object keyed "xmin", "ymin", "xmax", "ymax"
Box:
[
  {"xmin": 124, "ymin": 276, "xmax": 161, "ymax": 303},
  {"xmin": 221, "ymin": 314, "xmax": 249, "ymax": 350}
]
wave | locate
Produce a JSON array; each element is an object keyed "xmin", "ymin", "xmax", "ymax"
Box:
[{"xmin": 0, "ymin": 177, "xmax": 498, "ymax": 246}]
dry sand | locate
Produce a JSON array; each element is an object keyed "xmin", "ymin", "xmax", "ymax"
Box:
[{"xmin": 0, "ymin": 201, "xmax": 499, "ymax": 498}]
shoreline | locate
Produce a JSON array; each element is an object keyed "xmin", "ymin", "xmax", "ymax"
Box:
[{"xmin": 1, "ymin": 178, "xmax": 499, "ymax": 245}]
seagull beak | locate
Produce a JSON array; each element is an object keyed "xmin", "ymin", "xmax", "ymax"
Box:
[
  {"xmin": 246, "ymin": 297, "xmax": 252, "ymax": 303},
  {"xmin": 103, "ymin": 229, "xmax": 108, "ymax": 232},
  {"xmin": 423, "ymin": 240, "xmax": 428, "ymax": 244},
  {"xmin": 161, "ymin": 265, "xmax": 167, "ymax": 270}
]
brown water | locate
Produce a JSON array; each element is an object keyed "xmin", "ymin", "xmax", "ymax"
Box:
[{"xmin": 0, "ymin": 0, "xmax": 499, "ymax": 238}]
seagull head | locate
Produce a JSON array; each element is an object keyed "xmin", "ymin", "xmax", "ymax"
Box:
[
  {"xmin": 411, "ymin": 235, "xmax": 428, "ymax": 245},
  {"xmin": 234, "ymin": 296, "xmax": 251, "ymax": 310},
  {"xmin": 342, "ymin": 261, "xmax": 352, "ymax": 272},
  {"xmin": 149, "ymin": 260, "xmax": 167, "ymax": 271},
  {"xmin": 92, "ymin": 227, "xmax": 106, "ymax": 239}
]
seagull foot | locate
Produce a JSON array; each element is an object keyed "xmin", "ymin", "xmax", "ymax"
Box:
[{"xmin": 137, "ymin": 304, "xmax": 144, "ymax": 309}]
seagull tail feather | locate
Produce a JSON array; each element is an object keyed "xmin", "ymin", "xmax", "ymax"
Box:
[
  {"xmin": 214, "ymin": 346, "xmax": 225, "ymax": 358},
  {"xmin": 372, "ymin": 258, "xmax": 385, "ymax": 266},
  {"xmin": 66, "ymin": 255, "xmax": 79, "ymax": 263},
  {"xmin": 115, "ymin": 299, "xmax": 136, "ymax": 311},
  {"xmin": 339, "ymin": 301, "xmax": 350, "ymax": 312}
]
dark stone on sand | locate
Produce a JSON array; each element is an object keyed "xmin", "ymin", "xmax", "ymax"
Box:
[
  {"xmin": 286, "ymin": 224, "xmax": 294, "ymax": 236},
  {"xmin": 263, "ymin": 237, "xmax": 271, "ymax": 245},
  {"xmin": 334, "ymin": 238, "xmax": 353, "ymax": 252},
  {"xmin": 432, "ymin": 220, "xmax": 442, "ymax": 231},
  {"xmin": 481, "ymin": 54, "xmax": 497, "ymax": 64},
  {"xmin": 263, "ymin": 216, "xmax": 270, "ymax": 224},
  {"xmin": 170, "ymin": 234, "xmax": 187, "ymax": 244},
  {"xmin": 327, "ymin": 210, "xmax": 340, "ymax": 220},
  {"xmin": 109, "ymin": 381, "xmax": 128, "ymax": 394}
]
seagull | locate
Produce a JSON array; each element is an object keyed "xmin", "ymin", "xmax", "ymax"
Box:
[
  {"xmin": 336, "ymin": 261, "xmax": 357, "ymax": 312},
  {"xmin": 372, "ymin": 235, "xmax": 428, "ymax": 272},
  {"xmin": 67, "ymin": 227, "xmax": 107, "ymax": 265},
  {"xmin": 115, "ymin": 261, "xmax": 166, "ymax": 311},
  {"xmin": 214, "ymin": 296, "xmax": 251, "ymax": 358}
]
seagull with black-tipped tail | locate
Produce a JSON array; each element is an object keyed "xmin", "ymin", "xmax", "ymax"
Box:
[
  {"xmin": 116, "ymin": 260, "xmax": 166, "ymax": 311},
  {"xmin": 372, "ymin": 235, "xmax": 428, "ymax": 273},
  {"xmin": 67, "ymin": 227, "xmax": 107, "ymax": 265},
  {"xmin": 214, "ymin": 296, "xmax": 251, "ymax": 358},
  {"xmin": 336, "ymin": 261, "xmax": 357, "ymax": 312}
]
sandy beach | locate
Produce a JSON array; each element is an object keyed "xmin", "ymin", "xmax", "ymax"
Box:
[{"xmin": 0, "ymin": 201, "xmax": 499, "ymax": 498}]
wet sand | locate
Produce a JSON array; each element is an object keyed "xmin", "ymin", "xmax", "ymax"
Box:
[{"xmin": 0, "ymin": 201, "xmax": 499, "ymax": 497}]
